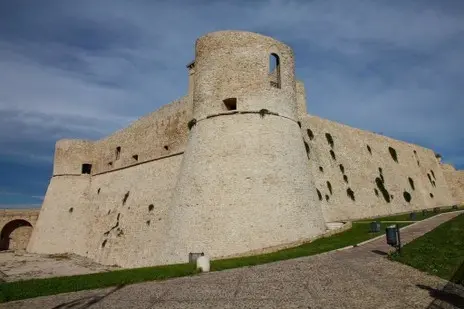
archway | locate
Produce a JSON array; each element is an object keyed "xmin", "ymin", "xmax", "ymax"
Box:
[{"xmin": 0, "ymin": 219, "xmax": 33, "ymax": 251}]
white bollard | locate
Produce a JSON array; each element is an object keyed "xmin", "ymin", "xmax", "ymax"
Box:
[{"xmin": 196, "ymin": 253, "xmax": 210, "ymax": 272}]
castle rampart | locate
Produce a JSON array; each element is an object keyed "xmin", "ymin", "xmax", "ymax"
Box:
[{"xmin": 27, "ymin": 30, "xmax": 464, "ymax": 268}]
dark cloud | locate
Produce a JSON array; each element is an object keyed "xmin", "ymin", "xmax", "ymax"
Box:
[{"xmin": 1, "ymin": 0, "xmax": 463, "ymax": 206}]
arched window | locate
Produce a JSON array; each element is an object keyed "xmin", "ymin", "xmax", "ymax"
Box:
[{"xmin": 269, "ymin": 53, "xmax": 281, "ymax": 89}]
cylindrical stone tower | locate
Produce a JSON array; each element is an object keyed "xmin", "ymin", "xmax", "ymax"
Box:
[{"xmin": 161, "ymin": 30, "xmax": 326, "ymax": 264}]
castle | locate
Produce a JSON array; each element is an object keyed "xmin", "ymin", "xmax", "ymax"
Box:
[{"xmin": 27, "ymin": 31, "xmax": 464, "ymax": 268}]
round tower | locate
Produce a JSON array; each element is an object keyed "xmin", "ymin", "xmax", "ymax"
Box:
[{"xmin": 161, "ymin": 31, "xmax": 326, "ymax": 264}]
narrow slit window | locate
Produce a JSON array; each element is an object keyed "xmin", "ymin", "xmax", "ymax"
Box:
[
  {"xmin": 269, "ymin": 53, "xmax": 281, "ymax": 88},
  {"xmin": 81, "ymin": 163, "xmax": 92, "ymax": 174},
  {"xmin": 223, "ymin": 98, "xmax": 237, "ymax": 111}
]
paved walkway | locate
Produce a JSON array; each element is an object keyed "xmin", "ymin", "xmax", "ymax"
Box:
[{"xmin": 2, "ymin": 211, "xmax": 463, "ymax": 309}]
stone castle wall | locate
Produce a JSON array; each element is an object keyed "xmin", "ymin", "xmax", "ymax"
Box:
[
  {"xmin": 441, "ymin": 164, "xmax": 464, "ymax": 205},
  {"xmin": 301, "ymin": 115, "xmax": 455, "ymax": 222},
  {"xmin": 28, "ymin": 30, "xmax": 464, "ymax": 268}
]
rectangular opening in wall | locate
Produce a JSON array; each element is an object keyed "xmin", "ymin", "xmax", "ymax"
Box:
[
  {"xmin": 223, "ymin": 98, "xmax": 237, "ymax": 111},
  {"xmin": 269, "ymin": 53, "xmax": 281, "ymax": 89},
  {"xmin": 132, "ymin": 154, "xmax": 138, "ymax": 161},
  {"xmin": 81, "ymin": 163, "xmax": 92, "ymax": 174},
  {"xmin": 115, "ymin": 147, "xmax": 121, "ymax": 160}
]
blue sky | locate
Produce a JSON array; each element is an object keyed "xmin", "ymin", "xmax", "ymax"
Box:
[{"xmin": 1, "ymin": 0, "xmax": 463, "ymax": 208}]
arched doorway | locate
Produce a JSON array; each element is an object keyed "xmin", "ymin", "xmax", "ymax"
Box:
[{"xmin": 0, "ymin": 219, "xmax": 33, "ymax": 251}]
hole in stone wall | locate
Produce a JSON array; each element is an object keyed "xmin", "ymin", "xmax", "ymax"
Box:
[
  {"xmin": 413, "ymin": 150, "xmax": 417, "ymax": 155},
  {"xmin": 376, "ymin": 177, "xmax": 390, "ymax": 203},
  {"xmin": 325, "ymin": 133, "xmax": 334, "ymax": 148},
  {"xmin": 122, "ymin": 191, "xmax": 130, "ymax": 205},
  {"xmin": 430, "ymin": 193, "xmax": 434, "ymax": 198},
  {"xmin": 81, "ymin": 163, "xmax": 92, "ymax": 174},
  {"xmin": 132, "ymin": 155, "xmax": 139, "ymax": 161},
  {"xmin": 388, "ymin": 147, "xmax": 398, "ymax": 163},
  {"xmin": 188, "ymin": 119, "xmax": 197, "ymax": 130},
  {"xmin": 146, "ymin": 220, "xmax": 151, "ymax": 226},
  {"xmin": 427, "ymin": 173, "xmax": 433, "ymax": 185},
  {"xmin": 164, "ymin": 145, "xmax": 169, "ymax": 150},
  {"xmin": 379, "ymin": 167, "xmax": 383, "ymax": 174},
  {"xmin": 339, "ymin": 164, "xmax": 345, "ymax": 174},
  {"xmin": 343, "ymin": 174, "xmax": 349, "ymax": 183},
  {"xmin": 307, "ymin": 129, "xmax": 314, "ymax": 140},
  {"xmin": 374, "ymin": 188, "xmax": 379, "ymax": 197},
  {"xmin": 432, "ymin": 180, "xmax": 436, "ymax": 187},
  {"xmin": 148, "ymin": 204, "xmax": 154, "ymax": 212},
  {"xmin": 297, "ymin": 121, "xmax": 302, "ymax": 128},
  {"xmin": 327, "ymin": 181, "xmax": 332, "ymax": 195},
  {"xmin": 304, "ymin": 141, "xmax": 310, "ymax": 158},
  {"xmin": 347, "ymin": 188, "xmax": 355, "ymax": 201},
  {"xmin": 330, "ymin": 150, "xmax": 336, "ymax": 160},
  {"xmin": 108, "ymin": 162, "xmax": 113, "ymax": 167},
  {"xmin": 430, "ymin": 170, "xmax": 436, "ymax": 180},
  {"xmin": 107, "ymin": 210, "xmax": 111, "ymax": 215},
  {"xmin": 325, "ymin": 194, "xmax": 330, "ymax": 202},
  {"xmin": 316, "ymin": 189, "xmax": 322, "ymax": 201},
  {"xmin": 102, "ymin": 240, "xmax": 107, "ymax": 248},
  {"xmin": 408, "ymin": 177, "xmax": 415, "ymax": 191},
  {"xmin": 367, "ymin": 145, "xmax": 372, "ymax": 154},
  {"xmin": 390, "ymin": 194, "xmax": 394, "ymax": 200},
  {"xmin": 223, "ymin": 98, "xmax": 237, "ymax": 111},
  {"xmin": 403, "ymin": 191, "xmax": 412, "ymax": 203},
  {"xmin": 115, "ymin": 147, "xmax": 121, "ymax": 160},
  {"xmin": 319, "ymin": 166, "xmax": 324, "ymax": 172},
  {"xmin": 69, "ymin": 207, "xmax": 73, "ymax": 213},
  {"xmin": 97, "ymin": 188, "xmax": 101, "ymax": 194},
  {"xmin": 417, "ymin": 160, "xmax": 420, "ymax": 167}
]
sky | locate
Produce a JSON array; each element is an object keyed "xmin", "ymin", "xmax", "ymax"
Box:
[{"xmin": 0, "ymin": 0, "xmax": 463, "ymax": 208}]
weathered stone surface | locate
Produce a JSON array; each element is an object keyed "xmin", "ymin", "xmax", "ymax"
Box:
[{"xmin": 21, "ymin": 30, "xmax": 463, "ymax": 268}]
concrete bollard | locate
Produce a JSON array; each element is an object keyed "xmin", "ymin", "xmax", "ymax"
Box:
[{"xmin": 196, "ymin": 253, "xmax": 210, "ymax": 272}]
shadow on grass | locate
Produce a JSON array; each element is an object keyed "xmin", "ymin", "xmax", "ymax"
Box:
[
  {"xmin": 419, "ymin": 260, "xmax": 464, "ymax": 309},
  {"xmin": 51, "ymin": 284, "xmax": 125, "ymax": 309}
]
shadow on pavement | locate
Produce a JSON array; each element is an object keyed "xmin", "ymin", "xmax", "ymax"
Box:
[
  {"xmin": 51, "ymin": 284, "xmax": 125, "ymax": 309},
  {"xmin": 419, "ymin": 261, "xmax": 464, "ymax": 309},
  {"xmin": 371, "ymin": 250, "xmax": 388, "ymax": 256}
]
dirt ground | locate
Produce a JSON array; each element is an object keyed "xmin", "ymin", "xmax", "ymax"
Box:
[{"xmin": 0, "ymin": 250, "xmax": 119, "ymax": 282}]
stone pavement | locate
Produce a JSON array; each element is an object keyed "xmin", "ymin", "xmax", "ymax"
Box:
[{"xmin": 2, "ymin": 211, "xmax": 463, "ymax": 309}]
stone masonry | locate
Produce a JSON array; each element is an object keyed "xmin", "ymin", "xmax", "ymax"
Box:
[{"xmin": 26, "ymin": 30, "xmax": 464, "ymax": 268}]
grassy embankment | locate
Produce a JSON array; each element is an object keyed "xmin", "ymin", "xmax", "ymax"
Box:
[
  {"xmin": 390, "ymin": 213, "xmax": 464, "ymax": 285},
  {"xmin": 2, "ymin": 206, "xmax": 460, "ymax": 302}
]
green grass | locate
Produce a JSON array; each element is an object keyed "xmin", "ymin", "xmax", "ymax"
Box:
[
  {"xmin": 0, "ymin": 263, "xmax": 199, "ymax": 303},
  {"xmin": 358, "ymin": 205, "xmax": 464, "ymax": 222},
  {"xmin": 390, "ymin": 213, "xmax": 464, "ymax": 285},
  {"xmin": 0, "ymin": 221, "xmax": 409, "ymax": 303}
]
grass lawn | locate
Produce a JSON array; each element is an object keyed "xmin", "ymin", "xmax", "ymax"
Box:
[{"xmin": 390, "ymin": 213, "xmax": 464, "ymax": 285}]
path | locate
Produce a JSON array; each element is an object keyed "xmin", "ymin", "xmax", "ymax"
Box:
[{"xmin": 2, "ymin": 211, "xmax": 463, "ymax": 309}]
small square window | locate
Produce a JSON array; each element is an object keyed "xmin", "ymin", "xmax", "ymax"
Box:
[
  {"xmin": 223, "ymin": 98, "xmax": 237, "ymax": 111},
  {"xmin": 81, "ymin": 163, "xmax": 92, "ymax": 174}
]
